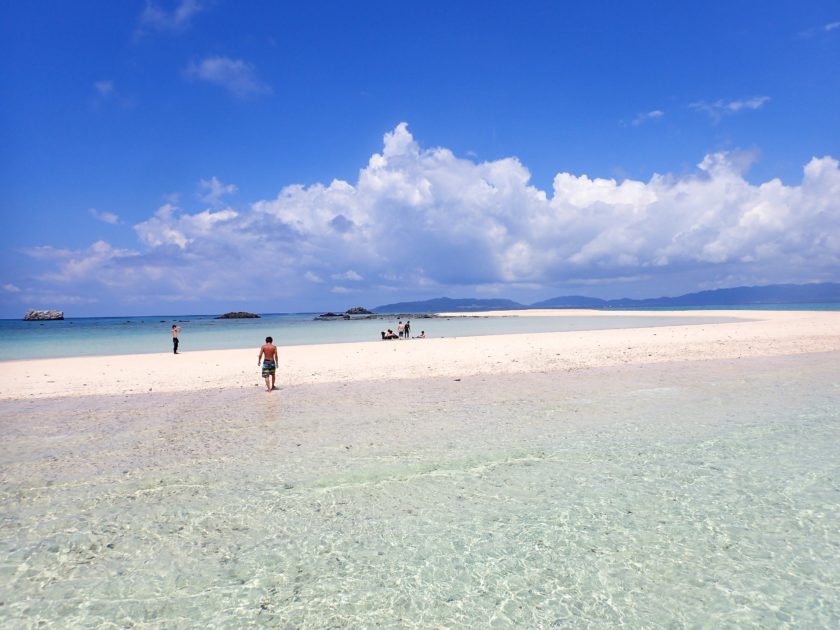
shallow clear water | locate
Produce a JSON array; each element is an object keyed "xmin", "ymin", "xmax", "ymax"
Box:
[
  {"xmin": 0, "ymin": 313, "xmax": 744, "ymax": 360},
  {"xmin": 1, "ymin": 353, "xmax": 838, "ymax": 627}
]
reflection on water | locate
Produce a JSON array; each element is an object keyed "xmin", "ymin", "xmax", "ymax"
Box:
[{"xmin": 1, "ymin": 353, "xmax": 838, "ymax": 627}]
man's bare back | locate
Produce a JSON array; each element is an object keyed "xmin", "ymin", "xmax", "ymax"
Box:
[{"xmin": 259, "ymin": 343, "xmax": 278, "ymax": 362}]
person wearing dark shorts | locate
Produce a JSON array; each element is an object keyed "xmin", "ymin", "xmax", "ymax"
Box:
[
  {"xmin": 171, "ymin": 324, "xmax": 181, "ymax": 354},
  {"xmin": 258, "ymin": 336, "xmax": 279, "ymax": 392}
]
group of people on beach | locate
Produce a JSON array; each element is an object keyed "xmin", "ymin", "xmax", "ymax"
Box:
[{"xmin": 381, "ymin": 319, "xmax": 425, "ymax": 340}]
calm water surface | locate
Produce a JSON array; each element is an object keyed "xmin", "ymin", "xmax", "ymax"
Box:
[{"xmin": 1, "ymin": 353, "xmax": 838, "ymax": 627}]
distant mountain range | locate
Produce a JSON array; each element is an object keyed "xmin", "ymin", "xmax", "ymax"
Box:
[
  {"xmin": 373, "ymin": 297, "xmax": 524, "ymax": 313},
  {"xmin": 373, "ymin": 282, "xmax": 840, "ymax": 313}
]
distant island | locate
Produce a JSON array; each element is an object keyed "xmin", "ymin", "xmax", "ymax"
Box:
[
  {"xmin": 374, "ymin": 297, "xmax": 524, "ymax": 314},
  {"xmin": 23, "ymin": 309, "xmax": 64, "ymax": 321},
  {"xmin": 314, "ymin": 306, "xmax": 377, "ymax": 320},
  {"xmin": 216, "ymin": 312, "xmax": 261, "ymax": 319},
  {"xmin": 373, "ymin": 282, "xmax": 840, "ymax": 313},
  {"xmin": 345, "ymin": 306, "xmax": 374, "ymax": 315}
]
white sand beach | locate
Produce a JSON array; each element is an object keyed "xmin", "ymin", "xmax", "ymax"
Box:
[{"xmin": 1, "ymin": 309, "xmax": 838, "ymax": 401}]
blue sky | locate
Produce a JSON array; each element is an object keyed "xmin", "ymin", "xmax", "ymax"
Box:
[{"xmin": 1, "ymin": 1, "xmax": 838, "ymax": 317}]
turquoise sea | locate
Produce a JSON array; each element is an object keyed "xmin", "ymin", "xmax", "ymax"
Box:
[
  {"xmin": 3, "ymin": 303, "xmax": 838, "ymax": 360},
  {"xmin": 0, "ymin": 312, "xmax": 751, "ymax": 361},
  {"xmin": 1, "ymin": 353, "xmax": 838, "ymax": 627}
]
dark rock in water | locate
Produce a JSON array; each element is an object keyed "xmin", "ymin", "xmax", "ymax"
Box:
[
  {"xmin": 316, "ymin": 306, "xmax": 374, "ymax": 320},
  {"xmin": 23, "ymin": 309, "xmax": 64, "ymax": 321},
  {"xmin": 216, "ymin": 312, "xmax": 261, "ymax": 319}
]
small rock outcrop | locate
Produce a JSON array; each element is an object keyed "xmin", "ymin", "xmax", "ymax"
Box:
[
  {"xmin": 23, "ymin": 309, "xmax": 64, "ymax": 321},
  {"xmin": 345, "ymin": 306, "xmax": 374, "ymax": 315},
  {"xmin": 216, "ymin": 311, "xmax": 260, "ymax": 319},
  {"xmin": 314, "ymin": 312, "xmax": 347, "ymax": 320}
]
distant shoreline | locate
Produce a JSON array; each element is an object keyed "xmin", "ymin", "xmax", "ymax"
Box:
[
  {"xmin": 1, "ymin": 309, "xmax": 839, "ymax": 401},
  {"xmin": 0, "ymin": 310, "xmax": 747, "ymax": 362},
  {"xmin": 3, "ymin": 301, "xmax": 840, "ymax": 322}
]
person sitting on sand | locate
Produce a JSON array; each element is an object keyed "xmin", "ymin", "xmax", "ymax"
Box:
[
  {"xmin": 383, "ymin": 329, "xmax": 398, "ymax": 339},
  {"xmin": 258, "ymin": 336, "xmax": 279, "ymax": 392},
  {"xmin": 416, "ymin": 330, "xmax": 425, "ymax": 338}
]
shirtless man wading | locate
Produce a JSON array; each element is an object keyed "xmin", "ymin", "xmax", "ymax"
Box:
[{"xmin": 258, "ymin": 336, "xmax": 279, "ymax": 392}]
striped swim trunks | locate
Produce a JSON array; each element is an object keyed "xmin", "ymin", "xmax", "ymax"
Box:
[{"xmin": 261, "ymin": 360, "xmax": 276, "ymax": 377}]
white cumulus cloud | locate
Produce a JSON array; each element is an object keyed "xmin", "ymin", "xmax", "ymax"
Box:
[
  {"xmin": 135, "ymin": 203, "xmax": 238, "ymax": 249},
  {"xmin": 21, "ymin": 123, "xmax": 840, "ymax": 308}
]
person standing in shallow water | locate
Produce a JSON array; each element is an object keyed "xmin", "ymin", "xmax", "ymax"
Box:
[
  {"xmin": 171, "ymin": 324, "xmax": 181, "ymax": 354},
  {"xmin": 258, "ymin": 336, "xmax": 279, "ymax": 392}
]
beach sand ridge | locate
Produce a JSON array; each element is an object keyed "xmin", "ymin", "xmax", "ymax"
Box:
[{"xmin": 1, "ymin": 309, "xmax": 838, "ymax": 401}]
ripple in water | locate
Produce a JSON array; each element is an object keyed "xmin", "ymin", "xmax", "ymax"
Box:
[{"xmin": 1, "ymin": 353, "xmax": 838, "ymax": 627}]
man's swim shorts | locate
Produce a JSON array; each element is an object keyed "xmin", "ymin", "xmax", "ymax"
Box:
[{"xmin": 262, "ymin": 360, "xmax": 276, "ymax": 377}]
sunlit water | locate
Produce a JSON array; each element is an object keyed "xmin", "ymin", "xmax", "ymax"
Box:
[
  {"xmin": 0, "ymin": 313, "xmax": 746, "ymax": 360},
  {"xmin": 1, "ymin": 353, "xmax": 838, "ymax": 627}
]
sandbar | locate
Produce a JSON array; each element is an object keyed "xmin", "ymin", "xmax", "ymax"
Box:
[{"xmin": 0, "ymin": 309, "xmax": 838, "ymax": 401}]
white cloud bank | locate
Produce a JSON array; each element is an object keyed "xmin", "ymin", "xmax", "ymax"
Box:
[{"xmin": 17, "ymin": 123, "xmax": 840, "ymax": 309}]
